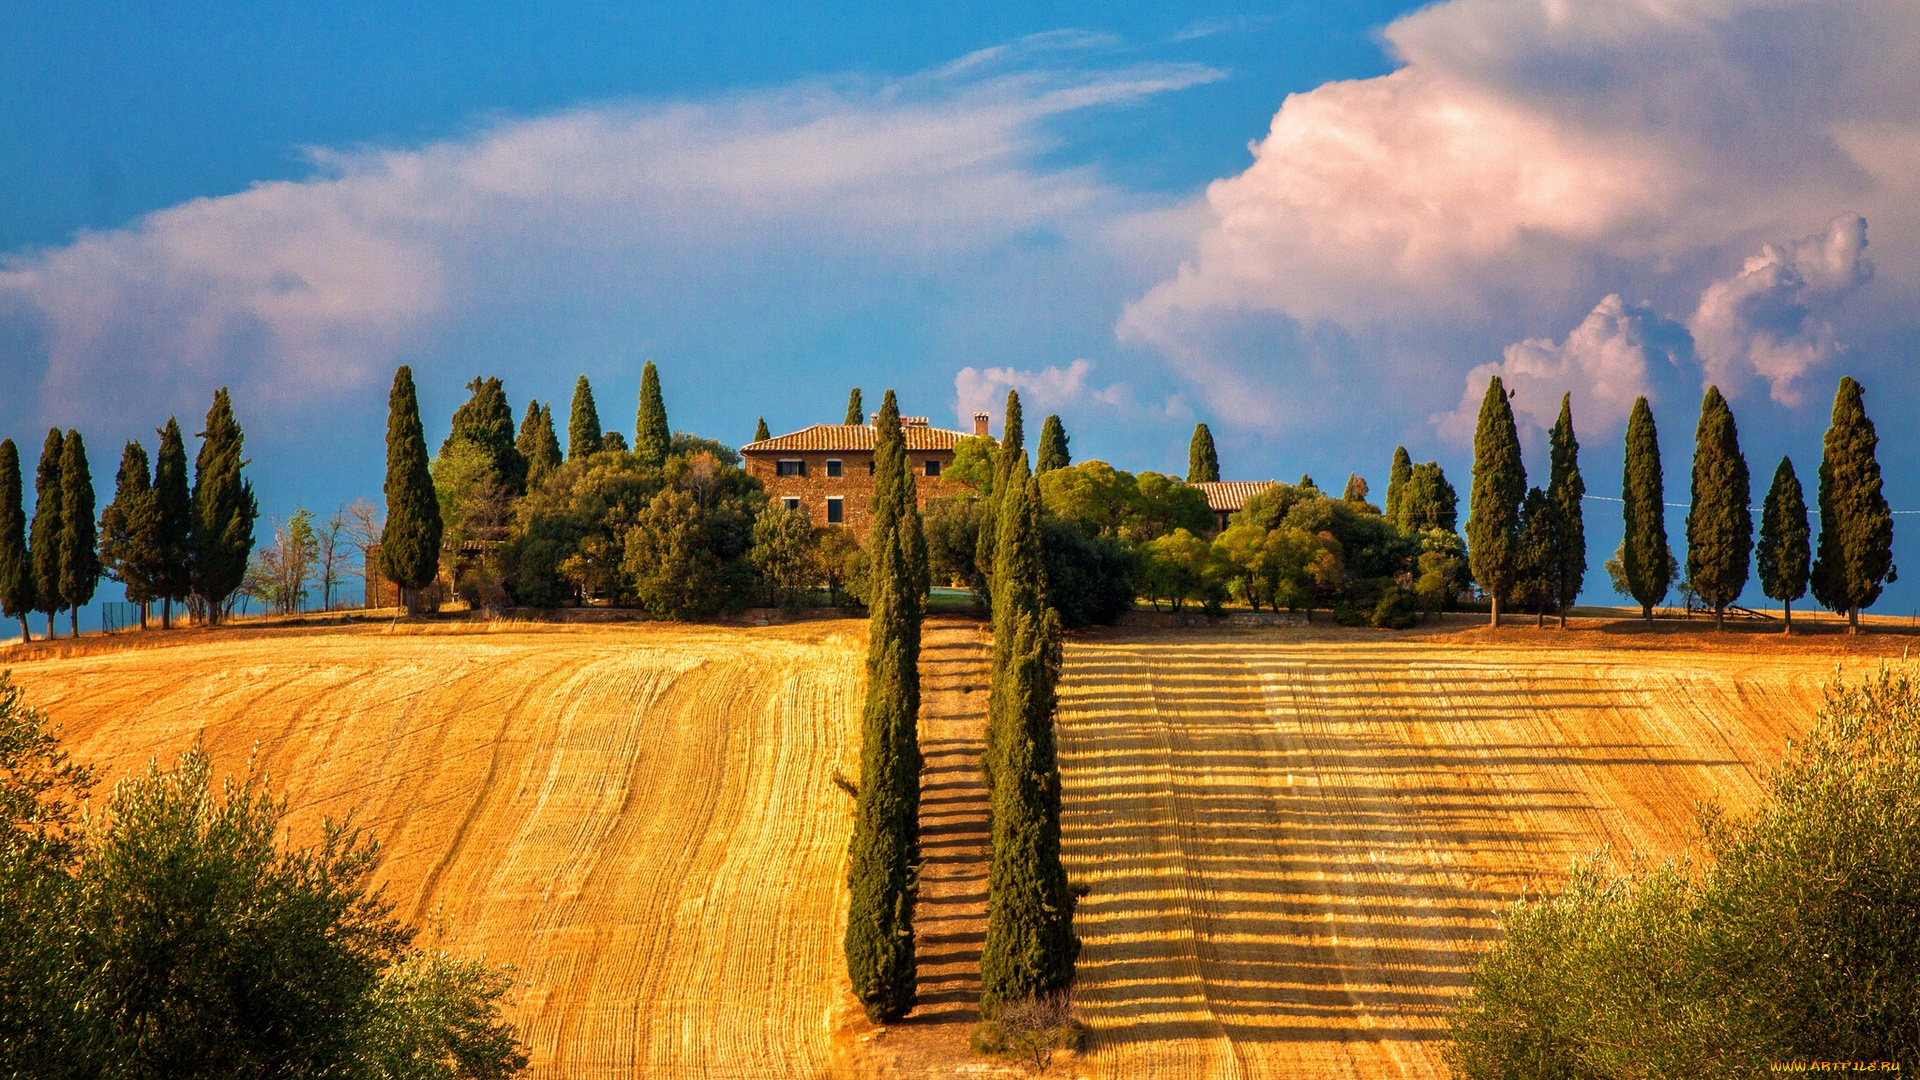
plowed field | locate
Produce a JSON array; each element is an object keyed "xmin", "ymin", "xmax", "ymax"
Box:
[{"xmin": 3, "ymin": 618, "xmax": 1891, "ymax": 1079}]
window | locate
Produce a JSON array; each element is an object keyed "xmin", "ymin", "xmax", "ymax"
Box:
[
  {"xmin": 783, "ymin": 497, "xmax": 801, "ymax": 512},
  {"xmin": 825, "ymin": 459, "xmax": 843, "ymax": 477},
  {"xmin": 826, "ymin": 497, "xmax": 844, "ymax": 524},
  {"xmin": 777, "ymin": 459, "xmax": 805, "ymax": 477},
  {"xmin": 924, "ymin": 459, "xmax": 942, "ymax": 477},
  {"xmin": 867, "ymin": 460, "xmax": 875, "ymax": 475}
]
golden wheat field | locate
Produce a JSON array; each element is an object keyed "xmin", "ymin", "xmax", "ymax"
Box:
[{"xmin": 2, "ymin": 617, "xmax": 1894, "ymax": 1079}]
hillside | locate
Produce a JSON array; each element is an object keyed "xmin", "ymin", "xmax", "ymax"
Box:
[{"xmin": 4, "ymin": 618, "xmax": 1895, "ymax": 1078}]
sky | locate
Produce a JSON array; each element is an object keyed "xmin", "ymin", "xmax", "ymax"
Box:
[{"xmin": 3, "ymin": 0, "xmax": 1918, "ymax": 621}]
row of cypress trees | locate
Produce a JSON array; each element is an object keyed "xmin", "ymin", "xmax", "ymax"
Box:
[
  {"xmin": 1468, "ymin": 375, "xmax": 1891, "ymax": 632},
  {"xmin": 557, "ymin": 363, "xmax": 672, "ymax": 467},
  {"xmin": 0, "ymin": 391, "xmax": 255, "ymax": 639}
]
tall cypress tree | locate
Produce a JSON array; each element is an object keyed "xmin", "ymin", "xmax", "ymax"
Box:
[
  {"xmin": 190, "ymin": 390, "xmax": 258, "ymax": 623},
  {"xmin": 0, "ymin": 440, "xmax": 35, "ymax": 641},
  {"xmin": 1758, "ymin": 457, "xmax": 1810, "ymax": 635},
  {"xmin": 1385, "ymin": 446, "xmax": 1414, "ymax": 531},
  {"xmin": 58, "ymin": 431, "xmax": 100, "ymax": 636},
  {"xmin": 634, "ymin": 361, "xmax": 671, "ymax": 469},
  {"xmin": 100, "ymin": 441, "xmax": 160, "ymax": 627},
  {"xmin": 381, "ymin": 366, "xmax": 443, "ymax": 612},
  {"xmin": 567, "ymin": 375, "xmax": 602, "ymax": 461},
  {"xmin": 1404, "ymin": 462, "xmax": 1459, "ymax": 533},
  {"xmin": 517, "ymin": 400, "xmax": 562, "ymax": 491},
  {"xmin": 1546, "ymin": 395, "xmax": 1586, "ymax": 627},
  {"xmin": 1685, "ymin": 387, "xmax": 1752, "ymax": 630},
  {"xmin": 844, "ymin": 388, "xmax": 864, "ymax": 426},
  {"xmin": 844, "ymin": 390, "xmax": 926, "ymax": 1022},
  {"xmin": 1467, "ymin": 377, "xmax": 1525, "ymax": 626},
  {"xmin": 153, "ymin": 418, "xmax": 193, "ymax": 629},
  {"xmin": 1187, "ymin": 423, "xmax": 1220, "ymax": 483},
  {"xmin": 1622, "ymin": 396, "xmax": 1671, "ymax": 623},
  {"xmin": 1811, "ymin": 376, "xmax": 1894, "ymax": 633},
  {"xmin": 1035, "ymin": 414, "xmax": 1069, "ymax": 474},
  {"xmin": 444, "ymin": 377, "xmax": 527, "ymax": 495},
  {"xmin": 975, "ymin": 391, "xmax": 1024, "ymax": 596},
  {"xmin": 29, "ymin": 430, "xmax": 64, "ymax": 639},
  {"xmin": 979, "ymin": 448, "xmax": 1076, "ymax": 1017},
  {"xmin": 753, "ymin": 417, "xmax": 771, "ymax": 443}
]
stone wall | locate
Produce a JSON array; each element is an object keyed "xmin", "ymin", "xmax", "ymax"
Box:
[{"xmin": 743, "ymin": 449, "xmax": 964, "ymax": 539}]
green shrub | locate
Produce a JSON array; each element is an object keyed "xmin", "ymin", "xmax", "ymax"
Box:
[
  {"xmin": 971, "ymin": 992, "xmax": 1085, "ymax": 1072},
  {"xmin": 1370, "ymin": 585, "xmax": 1417, "ymax": 629},
  {"xmin": 1448, "ymin": 667, "xmax": 1920, "ymax": 1077}
]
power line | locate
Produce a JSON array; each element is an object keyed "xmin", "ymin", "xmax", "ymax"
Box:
[{"xmin": 1582, "ymin": 494, "xmax": 1920, "ymax": 515}]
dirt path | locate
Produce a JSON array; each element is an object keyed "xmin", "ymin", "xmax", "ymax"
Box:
[{"xmin": 1054, "ymin": 629, "xmax": 1866, "ymax": 1079}]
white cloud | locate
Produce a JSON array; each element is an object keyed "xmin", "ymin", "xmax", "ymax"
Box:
[
  {"xmin": 1687, "ymin": 214, "xmax": 1874, "ymax": 406},
  {"xmin": 1438, "ymin": 295, "xmax": 1691, "ymax": 441},
  {"xmin": 954, "ymin": 358, "xmax": 1097, "ymax": 424}
]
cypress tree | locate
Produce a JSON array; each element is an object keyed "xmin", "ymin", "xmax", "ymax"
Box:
[
  {"xmin": 567, "ymin": 375, "xmax": 602, "ymax": 461},
  {"xmin": 29, "ymin": 430, "xmax": 63, "ymax": 638},
  {"xmin": 153, "ymin": 418, "xmax": 193, "ymax": 629},
  {"xmin": 1622, "ymin": 396, "xmax": 1671, "ymax": 623},
  {"xmin": 381, "ymin": 366, "xmax": 443, "ymax": 612},
  {"xmin": 58, "ymin": 431, "xmax": 100, "ymax": 636},
  {"xmin": 844, "ymin": 388, "xmax": 864, "ymax": 426},
  {"xmin": 1811, "ymin": 376, "xmax": 1894, "ymax": 633},
  {"xmin": 1385, "ymin": 446, "xmax": 1414, "ymax": 531},
  {"xmin": 978, "ymin": 448, "xmax": 1076, "ymax": 1017},
  {"xmin": 754, "ymin": 417, "xmax": 771, "ymax": 443},
  {"xmin": 1035, "ymin": 415, "xmax": 1069, "ymax": 474},
  {"xmin": 843, "ymin": 389, "xmax": 926, "ymax": 1022},
  {"xmin": 1466, "ymin": 377, "xmax": 1526, "ymax": 626},
  {"xmin": 516, "ymin": 400, "xmax": 562, "ymax": 491},
  {"xmin": 1404, "ymin": 462, "xmax": 1459, "ymax": 533},
  {"xmin": 975, "ymin": 391, "xmax": 1024, "ymax": 595},
  {"xmin": 1187, "ymin": 423, "xmax": 1219, "ymax": 483},
  {"xmin": 0, "ymin": 440, "xmax": 35, "ymax": 641},
  {"xmin": 1758, "ymin": 457, "xmax": 1810, "ymax": 635},
  {"xmin": 100, "ymin": 441, "xmax": 160, "ymax": 627},
  {"xmin": 1685, "ymin": 387, "xmax": 1752, "ymax": 630},
  {"xmin": 635, "ymin": 361, "xmax": 671, "ymax": 469},
  {"xmin": 444, "ymin": 377, "xmax": 526, "ymax": 495},
  {"xmin": 1547, "ymin": 395, "xmax": 1586, "ymax": 628},
  {"xmin": 1514, "ymin": 486, "xmax": 1553, "ymax": 627},
  {"xmin": 190, "ymin": 390, "xmax": 258, "ymax": 623}
]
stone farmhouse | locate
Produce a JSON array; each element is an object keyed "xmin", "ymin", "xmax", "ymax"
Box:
[{"xmin": 742, "ymin": 411, "xmax": 990, "ymax": 539}]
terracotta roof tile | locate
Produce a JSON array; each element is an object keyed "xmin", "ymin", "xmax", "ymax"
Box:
[
  {"xmin": 1193, "ymin": 480, "xmax": 1277, "ymax": 513},
  {"xmin": 742, "ymin": 423, "xmax": 972, "ymax": 453}
]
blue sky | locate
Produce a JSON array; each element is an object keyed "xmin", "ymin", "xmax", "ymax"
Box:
[{"xmin": 4, "ymin": 0, "xmax": 1919, "ymax": 621}]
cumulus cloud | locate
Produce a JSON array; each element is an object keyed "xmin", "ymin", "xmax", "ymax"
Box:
[
  {"xmin": 1438, "ymin": 295, "xmax": 1690, "ymax": 440},
  {"xmin": 954, "ymin": 358, "xmax": 1098, "ymax": 424},
  {"xmin": 0, "ymin": 39, "xmax": 1218, "ymax": 429},
  {"xmin": 1688, "ymin": 214, "xmax": 1874, "ymax": 406},
  {"xmin": 1120, "ymin": 0, "xmax": 1920, "ymax": 436}
]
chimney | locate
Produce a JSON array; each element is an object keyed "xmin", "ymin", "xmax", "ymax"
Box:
[{"xmin": 974, "ymin": 412, "xmax": 990, "ymax": 437}]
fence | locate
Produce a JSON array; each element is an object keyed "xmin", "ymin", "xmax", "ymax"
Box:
[{"xmin": 100, "ymin": 602, "xmax": 141, "ymax": 633}]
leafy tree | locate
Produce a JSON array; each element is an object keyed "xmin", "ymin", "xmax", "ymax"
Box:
[
  {"xmin": 380, "ymin": 367, "xmax": 443, "ymax": 612},
  {"xmin": 1039, "ymin": 516, "xmax": 1133, "ymax": 627},
  {"xmin": 442, "ymin": 377, "xmax": 526, "ymax": 496},
  {"xmin": 668, "ymin": 432, "xmax": 741, "ymax": 466},
  {"xmin": 1546, "ymin": 395, "xmax": 1586, "ymax": 627},
  {"xmin": 1036, "ymin": 415, "xmax": 1069, "ymax": 474},
  {"xmin": 1414, "ymin": 528, "xmax": 1470, "ymax": 619},
  {"xmin": 1812, "ymin": 376, "xmax": 1894, "ymax": 633},
  {"xmin": 99, "ymin": 441, "xmax": 163, "ymax": 625},
  {"xmin": 567, "ymin": 375, "xmax": 602, "ymax": 461},
  {"xmin": 1186, "ymin": 423, "xmax": 1219, "ymax": 483},
  {"xmin": 1385, "ymin": 446, "xmax": 1414, "ymax": 530},
  {"xmin": 1685, "ymin": 386, "xmax": 1752, "ymax": 630},
  {"xmin": 1467, "ymin": 377, "xmax": 1526, "ymax": 625},
  {"xmin": 29, "ymin": 429, "xmax": 64, "ymax": 638},
  {"xmin": 975, "ymin": 390, "xmax": 1024, "ymax": 595},
  {"xmin": 844, "ymin": 388, "xmax": 864, "ymax": 426},
  {"xmin": 622, "ymin": 490, "xmax": 718, "ymax": 618},
  {"xmin": 925, "ymin": 497, "xmax": 984, "ymax": 593},
  {"xmin": 1758, "ymin": 457, "xmax": 1811, "ymax": 635},
  {"xmin": 1343, "ymin": 474, "xmax": 1369, "ymax": 504},
  {"xmin": 946, "ymin": 435, "xmax": 998, "ymax": 492},
  {"xmin": 517, "ymin": 400, "xmax": 563, "ymax": 491},
  {"xmin": 153, "ymin": 419, "xmax": 194, "ymax": 628},
  {"xmin": 190, "ymin": 391, "xmax": 259, "ymax": 623},
  {"xmin": 844, "ymin": 390, "xmax": 926, "ymax": 1022},
  {"xmin": 600, "ymin": 431, "xmax": 627, "ymax": 453},
  {"xmin": 634, "ymin": 360, "xmax": 671, "ymax": 469},
  {"xmin": 754, "ymin": 417, "xmax": 771, "ymax": 443},
  {"xmin": 750, "ymin": 503, "xmax": 817, "ymax": 607},
  {"xmin": 0, "ymin": 441, "xmax": 34, "ymax": 640},
  {"xmin": 1138, "ymin": 528, "xmax": 1220, "ymax": 612},
  {"xmin": 978, "ymin": 449, "xmax": 1076, "ymax": 1018},
  {"xmin": 1621, "ymin": 396, "xmax": 1671, "ymax": 623}
]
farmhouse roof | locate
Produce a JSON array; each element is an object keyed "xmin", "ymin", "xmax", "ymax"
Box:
[
  {"xmin": 742, "ymin": 422, "xmax": 972, "ymax": 453},
  {"xmin": 1193, "ymin": 480, "xmax": 1277, "ymax": 513}
]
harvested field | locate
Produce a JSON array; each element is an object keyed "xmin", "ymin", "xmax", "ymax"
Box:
[
  {"xmin": 1055, "ymin": 627, "xmax": 1884, "ymax": 1079},
  {"xmin": 6, "ymin": 621, "xmax": 868, "ymax": 1079}
]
